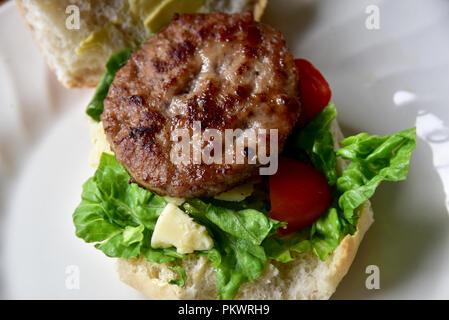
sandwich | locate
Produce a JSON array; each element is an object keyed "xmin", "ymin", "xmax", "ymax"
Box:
[{"xmin": 17, "ymin": 0, "xmax": 416, "ymax": 300}]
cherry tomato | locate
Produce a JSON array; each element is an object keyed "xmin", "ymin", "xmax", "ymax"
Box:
[
  {"xmin": 269, "ymin": 157, "xmax": 331, "ymax": 234},
  {"xmin": 295, "ymin": 58, "xmax": 332, "ymax": 126}
]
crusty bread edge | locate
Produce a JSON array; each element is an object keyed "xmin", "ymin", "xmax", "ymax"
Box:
[
  {"xmin": 118, "ymin": 270, "xmax": 185, "ymax": 300},
  {"xmin": 116, "ymin": 120, "xmax": 374, "ymax": 300}
]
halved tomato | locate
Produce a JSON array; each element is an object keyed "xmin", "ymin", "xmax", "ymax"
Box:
[
  {"xmin": 295, "ymin": 58, "xmax": 332, "ymax": 126},
  {"xmin": 269, "ymin": 157, "xmax": 331, "ymax": 234}
]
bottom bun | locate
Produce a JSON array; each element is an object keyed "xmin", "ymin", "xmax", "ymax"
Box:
[{"xmin": 116, "ymin": 120, "xmax": 374, "ymax": 299}]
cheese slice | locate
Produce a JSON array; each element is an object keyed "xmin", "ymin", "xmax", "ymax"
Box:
[
  {"xmin": 163, "ymin": 195, "xmax": 185, "ymax": 206},
  {"xmin": 88, "ymin": 120, "xmax": 113, "ymax": 168},
  {"xmin": 151, "ymin": 203, "xmax": 213, "ymax": 254},
  {"xmin": 214, "ymin": 183, "xmax": 254, "ymax": 202}
]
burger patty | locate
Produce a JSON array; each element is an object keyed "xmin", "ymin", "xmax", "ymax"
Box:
[{"xmin": 101, "ymin": 12, "xmax": 301, "ymax": 198}]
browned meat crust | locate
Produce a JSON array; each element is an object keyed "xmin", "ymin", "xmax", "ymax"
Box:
[{"xmin": 101, "ymin": 12, "xmax": 300, "ymax": 198}]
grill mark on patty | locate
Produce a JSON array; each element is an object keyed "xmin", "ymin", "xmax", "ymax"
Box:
[
  {"xmin": 153, "ymin": 41, "xmax": 196, "ymax": 73},
  {"xmin": 152, "ymin": 59, "xmax": 169, "ymax": 73},
  {"xmin": 129, "ymin": 95, "xmax": 144, "ymax": 105},
  {"xmin": 170, "ymin": 41, "xmax": 195, "ymax": 65}
]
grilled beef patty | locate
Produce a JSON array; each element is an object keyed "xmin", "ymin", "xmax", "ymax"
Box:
[{"xmin": 101, "ymin": 12, "xmax": 301, "ymax": 198}]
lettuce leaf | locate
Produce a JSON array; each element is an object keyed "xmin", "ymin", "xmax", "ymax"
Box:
[
  {"xmin": 296, "ymin": 103, "xmax": 338, "ymax": 185},
  {"xmin": 336, "ymin": 127, "xmax": 417, "ymax": 223},
  {"xmin": 182, "ymin": 199, "xmax": 282, "ymax": 300},
  {"xmin": 264, "ymin": 207, "xmax": 342, "ymax": 262},
  {"xmin": 86, "ymin": 48, "xmax": 133, "ymax": 121},
  {"xmin": 307, "ymin": 207, "xmax": 342, "ymax": 260},
  {"xmin": 73, "ymin": 153, "xmax": 184, "ymax": 277},
  {"xmin": 273, "ymin": 104, "xmax": 417, "ymax": 262},
  {"xmin": 74, "ymin": 153, "xmax": 281, "ymax": 299}
]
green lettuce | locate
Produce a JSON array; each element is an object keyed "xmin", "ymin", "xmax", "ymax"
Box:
[
  {"xmin": 73, "ymin": 153, "xmax": 185, "ymax": 282},
  {"xmin": 296, "ymin": 103, "xmax": 338, "ymax": 185},
  {"xmin": 336, "ymin": 127, "xmax": 417, "ymax": 223},
  {"xmin": 270, "ymin": 104, "xmax": 417, "ymax": 262},
  {"xmin": 182, "ymin": 199, "xmax": 282, "ymax": 300},
  {"xmin": 264, "ymin": 207, "xmax": 343, "ymax": 262},
  {"xmin": 86, "ymin": 48, "xmax": 134, "ymax": 121},
  {"xmin": 73, "ymin": 153, "xmax": 281, "ymax": 299}
]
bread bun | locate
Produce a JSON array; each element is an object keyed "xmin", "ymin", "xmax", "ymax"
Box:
[
  {"xmin": 15, "ymin": 0, "xmax": 268, "ymax": 88},
  {"xmin": 115, "ymin": 120, "xmax": 374, "ymax": 300}
]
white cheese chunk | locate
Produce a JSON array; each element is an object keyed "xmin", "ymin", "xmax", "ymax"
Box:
[
  {"xmin": 151, "ymin": 203, "xmax": 213, "ymax": 254},
  {"xmin": 214, "ymin": 183, "xmax": 254, "ymax": 201},
  {"xmin": 88, "ymin": 120, "xmax": 113, "ymax": 167},
  {"xmin": 163, "ymin": 195, "xmax": 185, "ymax": 206}
]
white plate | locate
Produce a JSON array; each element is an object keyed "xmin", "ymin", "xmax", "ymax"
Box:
[{"xmin": 1, "ymin": 0, "xmax": 449, "ymax": 299}]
